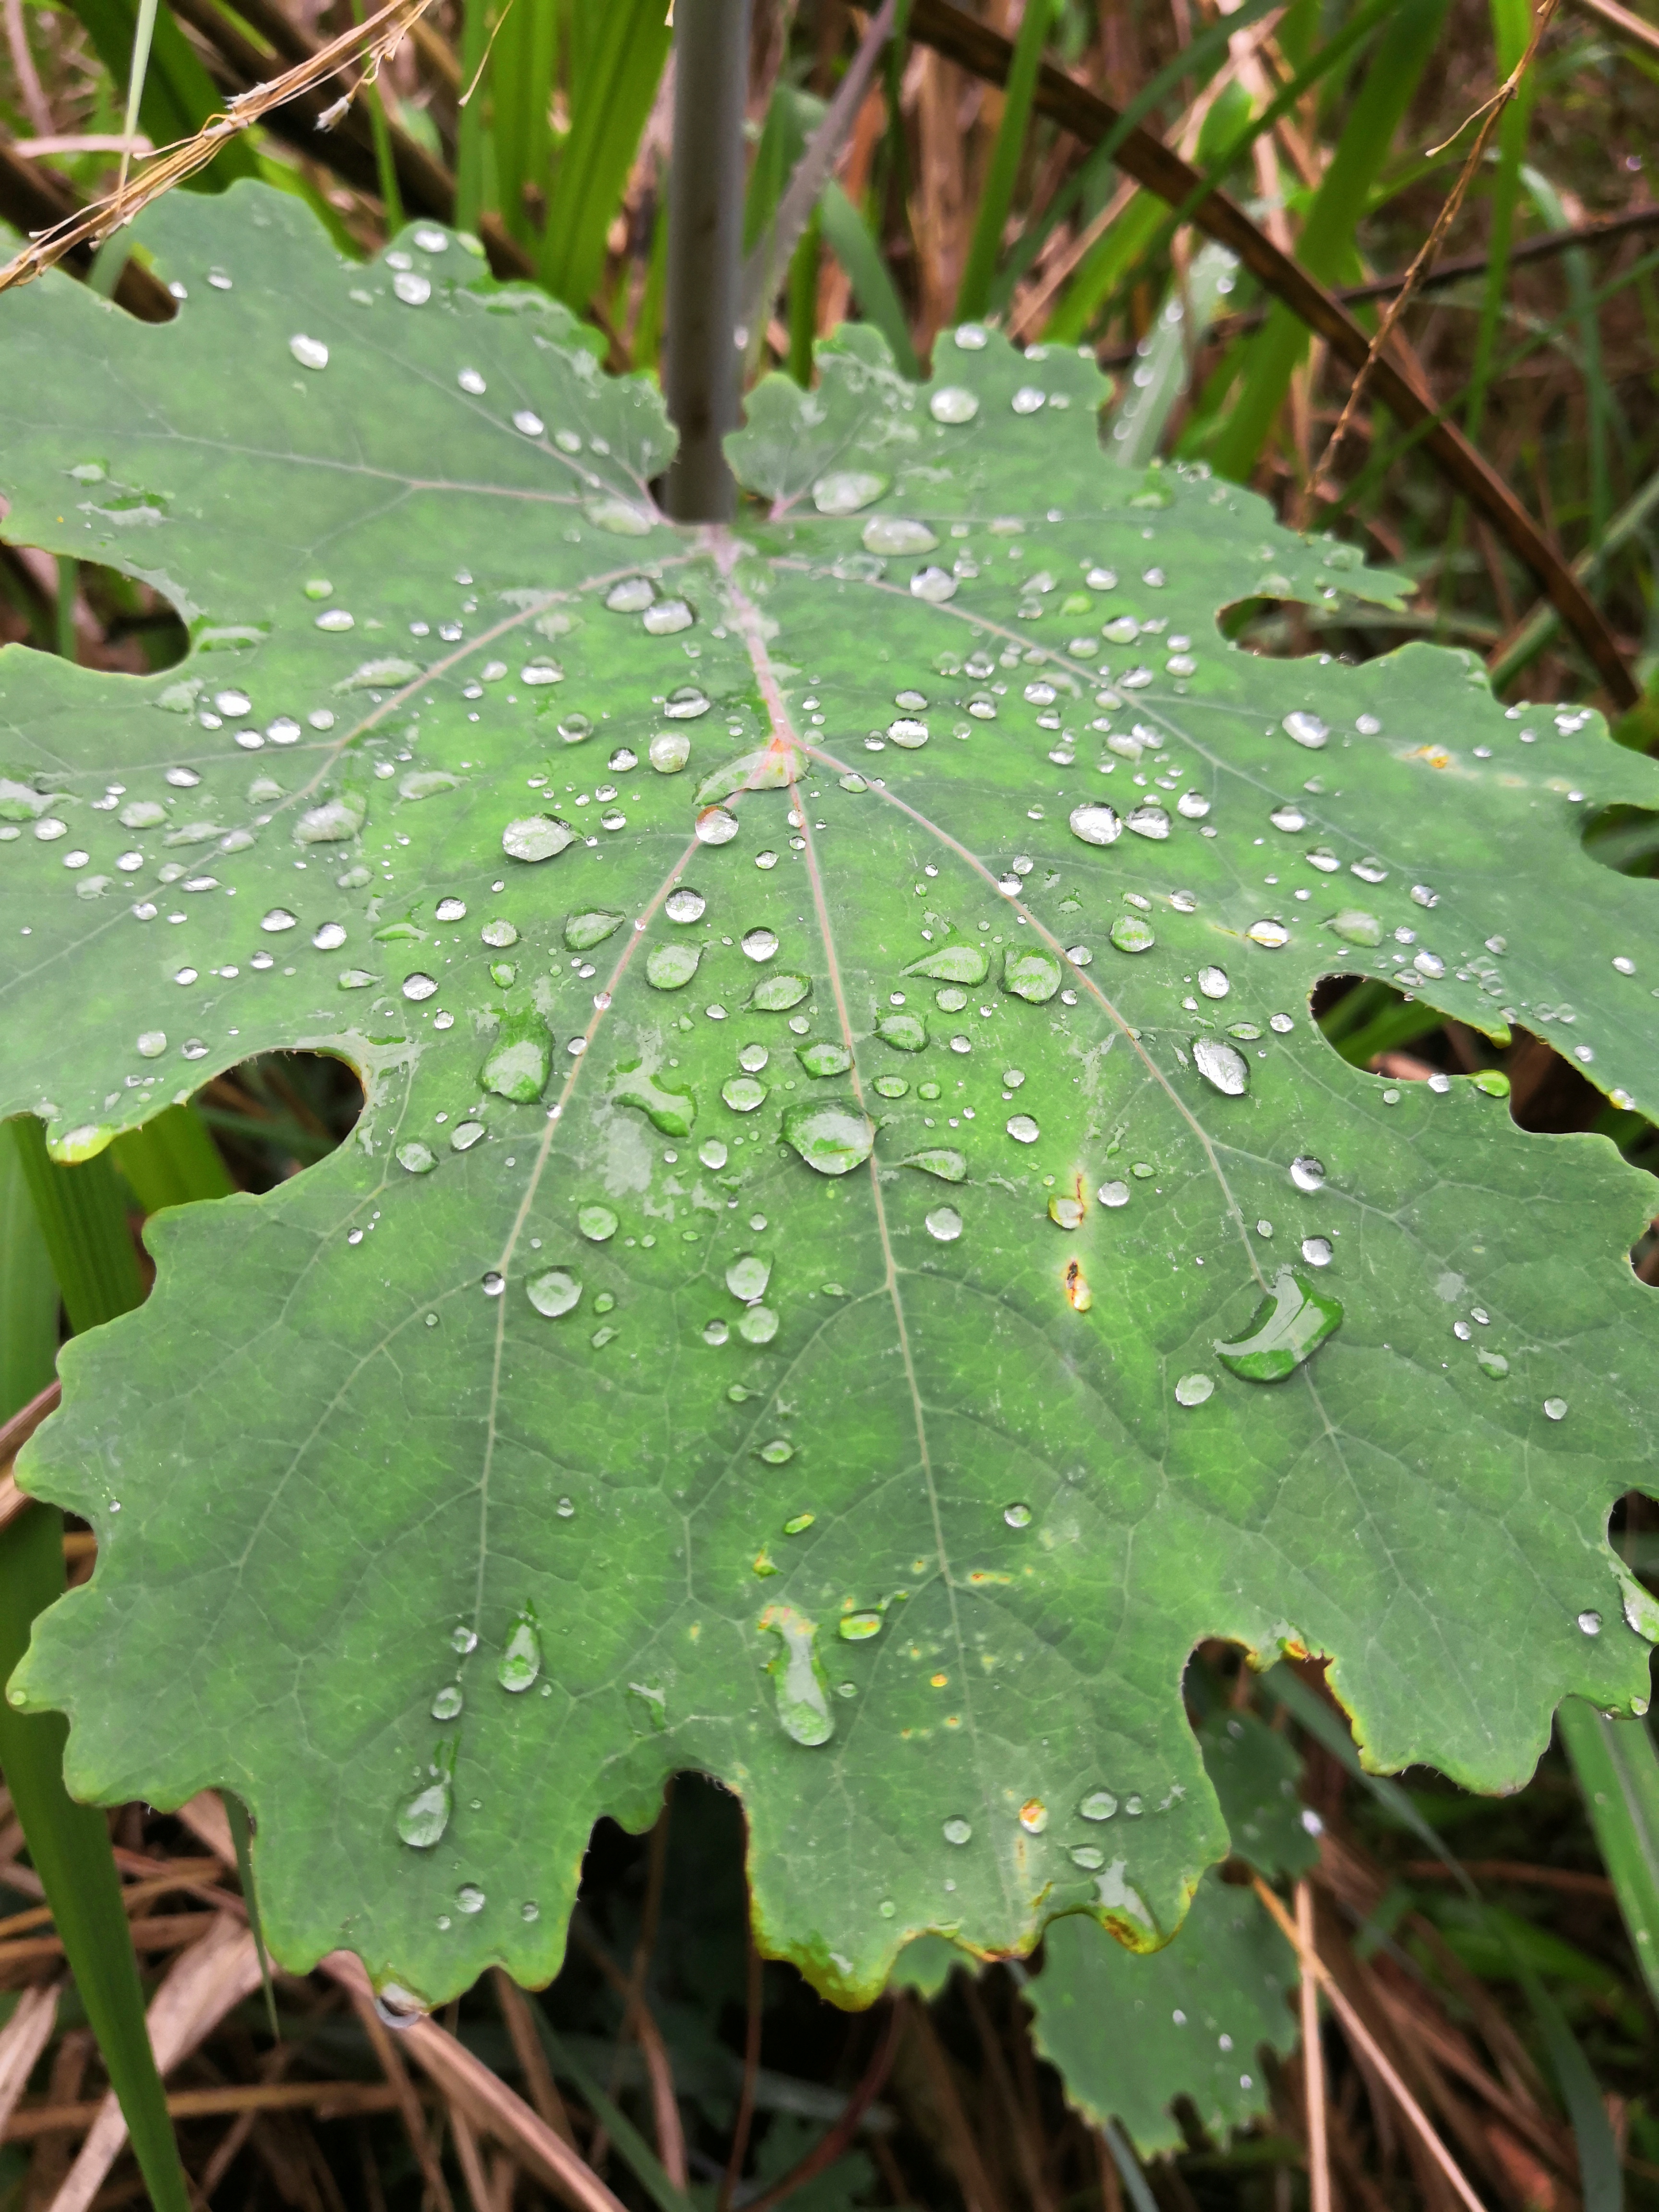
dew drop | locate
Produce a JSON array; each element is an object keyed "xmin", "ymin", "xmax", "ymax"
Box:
[
  {"xmin": 925, "ymin": 1205, "xmax": 963, "ymax": 1242},
  {"xmin": 1544, "ymin": 1397, "xmax": 1568, "ymax": 1421},
  {"xmin": 431, "ymin": 1685, "xmax": 463, "ymax": 1720},
  {"xmin": 1214, "ymin": 1269, "xmax": 1343, "ymax": 1382},
  {"xmin": 578, "ymin": 1204, "xmax": 619, "ymax": 1241},
  {"xmin": 1192, "ymin": 1037, "xmax": 1250, "ymax": 1096},
  {"xmin": 527, "ymin": 1269, "xmax": 581, "ymax": 1318},
  {"xmin": 760, "ymin": 1604, "xmax": 834, "ymax": 1745},
  {"xmin": 1299, "ymin": 1236, "xmax": 1332, "ymax": 1268},
  {"xmin": 929, "ymin": 387, "xmax": 980, "ymax": 424},
  {"xmin": 1579, "ymin": 1610, "xmax": 1602, "ymax": 1635},
  {"xmin": 1070, "ymin": 802, "xmax": 1122, "ymax": 847},
  {"xmin": 1283, "ymin": 711, "xmax": 1328, "ymax": 750},
  {"xmin": 1197, "ymin": 966, "xmax": 1229, "ymax": 999},
  {"xmin": 289, "ymin": 333, "xmax": 329, "ymax": 370},
  {"xmin": 397, "ymin": 1141, "xmax": 437, "ymax": 1175},
  {"xmin": 942, "ymin": 1815, "xmax": 973, "ymax": 1844},
  {"xmin": 498, "ymin": 1608, "xmax": 542, "ymax": 1692},
  {"xmin": 1006, "ymin": 1114, "xmax": 1040, "ymax": 1144},
  {"xmin": 1079, "ymin": 1791, "xmax": 1118, "ymax": 1822},
  {"xmin": 1109, "ymin": 913, "xmax": 1155, "ymax": 955}
]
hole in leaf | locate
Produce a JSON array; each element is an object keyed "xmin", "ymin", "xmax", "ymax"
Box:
[
  {"xmin": 194, "ymin": 1050, "xmax": 363, "ymax": 1190},
  {"xmin": 1581, "ymin": 804, "xmax": 1659, "ymax": 880},
  {"xmin": 0, "ymin": 542, "xmax": 188, "ymax": 672},
  {"xmin": 1215, "ymin": 596, "xmax": 1409, "ymax": 663}
]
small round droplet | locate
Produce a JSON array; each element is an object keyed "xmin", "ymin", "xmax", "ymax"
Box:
[
  {"xmin": 403, "ymin": 973, "xmax": 438, "ymax": 1001},
  {"xmin": 1544, "ymin": 1397, "xmax": 1568, "ymax": 1421},
  {"xmin": 1079, "ymin": 1791, "xmax": 1118, "ymax": 1822},
  {"xmin": 1175, "ymin": 1372, "xmax": 1214, "ymax": 1407},
  {"xmin": 289, "ymin": 333, "xmax": 328, "ymax": 370},
  {"xmin": 1197, "ymin": 966, "xmax": 1229, "ymax": 999},
  {"xmin": 1004, "ymin": 1502, "xmax": 1033, "ymax": 1528},
  {"xmin": 942, "ymin": 1815, "xmax": 973, "ymax": 1845},
  {"xmin": 578, "ymin": 1205, "xmax": 619, "ymax": 1241},
  {"xmin": 432, "ymin": 1685, "xmax": 463, "ymax": 1720},
  {"xmin": 929, "ymin": 387, "xmax": 980, "ymax": 424},
  {"xmin": 1019, "ymin": 1798, "xmax": 1048, "ymax": 1833},
  {"xmin": 457, "ymin": 1883, "xmax": 486, "ymax": 1913},
  {"xmin": 925, "ymin": 1206, "xmax": 962, "ymax": 1242},
  {"xmin": 1291, "ymin": 1155, "xmax": 1325, "ymax": 1192},
  {"xmin": 1300, "ymin": 1236, "xmax": 1333, "ymax": 1268},
  {"xmin": 1578, "ymin": 1610, "xmax": 1603, "ymax": 1636},
  {"xmin": 1006, "ymin": 1114, "xmax": 1040, "ymax": 1144}
]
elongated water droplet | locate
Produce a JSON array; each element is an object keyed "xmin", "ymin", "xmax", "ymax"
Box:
[
  {"xmin": 503, "ymin": 815, "xmax": 575, "ymax": 864},
  {"xmin": 397, "ymin": 1745, "xmax": 454, "ymax": 1849},
  {"xmin": 904, "ymin": 944, "xmax": 989, "ymax": 986},
  {"xmin": 1214, "ymin": 1268, "xmax": 1343, "ymax": 1382},
  {"xmin": 839, "ymin": 1611, "xmax": 882, "ymax": 1641},
  {"xmin": 498, "ymin": 1608, "xmax": 542, "ymax": 1693},
  {"xmin": 1126, "ymin": 804, "xmax": 1170, "ymax": 841},
  {"xmin": 863, "ymin": 515, "xmax": 938, "ymax": 553},
  {"xmin": 647, "ymin": 942, "xmax": 701, "ymax": 990},
  {"xmin": 481, "ymin": 1012, "xmax": 553, "ymax": 1103},
  {"xmin": 750, "ymin": 972, "xmax": 810, "ymax": 1011},
  {"xmin": 782, "ymin": 1101, "xmax": 874, "ymax": 1177},
  {"xmin": 565, "ymin": 909, "xmax": 624, "ymax": 950},
  {"xmin": 1331, "ymin": 909, "xmax": 1382, "ymax": 947},
  {"xmin": 814, "ymin": 469, "xmax": 889, "ymax": 514},
  {"xmin": 877, "ymin": 1011, "xmax": 928, "ymax": 1050},
  {"xmin": 1283, "ymin": 711, "xmax": 1328, "ymax": 750},
  {"xmin": 1192, "ymin": 1037, "xmax": 1250, "ymax": 1096},
  {"xmin": 798, "ymin": 1040, "xmax": 851, "ymax": 1076},
  {"xmin": 614, "ymin": 1067, "xmax": 697, "ymax": 1138},
  {"xmin": 760, "ymin": 1604, "xmax": 834, "ymax": 1745}
]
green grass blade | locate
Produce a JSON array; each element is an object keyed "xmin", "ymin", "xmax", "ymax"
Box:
[
  {"xmin": 225, "ymin": 1791, "xmax": 279, "ymax": 2041},
  {"xmin": 1465, "ymin": 0, "xmax": 1536, "ymax": 446},
  {"xmin": 954, "ymin": 0, "xmax": 1056, "ymax": 322},
  {"xmin": 346, "ymin": 0, "xmax": 405, "ymax": 233},
  {"xmin": 1556, "ymin": 1698, "xmax": 1659, "ymax": 2015},
  {"xmin": 1043, "ymin": 0, "xmax": 1396, "ymax": 347},
  {"xmin": 1107, "ymin": 243, "xmax": 1238, "ymax": 469},
  {"xmin": 59, "ymin": 0, "xmax": 260, "ymax": 187},
  {"xmin": 1101, "ymin": 2120, "xmax": 1161, "ymax": 2212},
  {"xmin": 11, "ymin": 1119, "xmax": 142, "ymax": 1335},
  {"xmin": 455, "ymin": 0, "xmax": 491, "ymax": 238},
  {"xmin": 111, "ymin": 1103, "xmax": 233, "ymax": 1215},
  {"xmin": 0, "ymin": 1506, "xmax": 191, "ymax": 2212},
  {"xmin": 1519, "ymin": 1960, "xmax": 1623, "ymax": 2212},
  {"xmin": 538, "ymin": 0, "xmax": 671, "ymax": 314},
  {"xmin": 489, "ymin": 0, "xmax": 558, "ymax": 251},
  {"xmin": 1, "ymin": 1120, "xmax": 192, "ymax": 2209},
  {"xmin": 1522, "ymin": 164, "xmax": 1613, "ymax": 542},
  {"xmin": 0, "ymin": 1122, "xmax": 58, "ymax": 1424},
  {"xmin": 787, "ymin": 207, "xmax": 822, "ymax": 387},
  {"xmin": 1207, "ymin": 0, "xmax": 1448, "ymax": 481},
  {"xmin": 532, "ymin": 2009, "xmax": 694, "ymax": 2212},
  {"xmin": 819, "ymin": 180, "xmax": 920, "ymax": 376},
  {"xmin": 990, "ymin": 0, "xmax": 1275, "ymax": 320},
  {"xmin": 118, "ymin": 0, "xmax": 159, "ymax": 191},
  {"xmin": 1490, "ymin": 456, "xmax": 1659, "ymax": 691}
]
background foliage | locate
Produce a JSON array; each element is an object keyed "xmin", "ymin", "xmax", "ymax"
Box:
[{"xmin": 2, "ymin": 0, "xmax": 1659, "ymax": 2208}]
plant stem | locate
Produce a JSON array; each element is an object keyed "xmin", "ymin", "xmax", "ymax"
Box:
[
  {"xmin": 11, "ymin": 1118, "xmax": 142, "ymax": 1334},
  {"xmin": 663, "ymin": 0, "xmax": 752, "ymax": 521}
]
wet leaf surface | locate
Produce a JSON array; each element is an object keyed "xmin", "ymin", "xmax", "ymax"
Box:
[{"xmin": 3, "ymin": 187, "xmax": 1658, "ymax": 2009}]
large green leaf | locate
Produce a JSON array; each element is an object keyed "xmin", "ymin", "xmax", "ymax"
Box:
[{"xmin": 3, "ymin": 182, "xmax": 1659, "ymax": 2015}]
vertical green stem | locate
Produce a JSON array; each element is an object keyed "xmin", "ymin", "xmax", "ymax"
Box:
[
  {"xmin": 2, "ymin": 1117, "xmax": 190, "ymax": 2212},
  {"xmin": 663, "ymin": 0, "xmax": 753, "ymax": 520}
]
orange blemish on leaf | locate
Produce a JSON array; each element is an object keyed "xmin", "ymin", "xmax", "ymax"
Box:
[{"xmin": 1065, "ymin": 1259, "xmax": 1093, "ymax": 1312}]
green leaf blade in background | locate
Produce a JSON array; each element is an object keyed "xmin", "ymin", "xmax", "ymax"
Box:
[{"xmin": 3, "ymin": 183, "xmax": 1659, "ymax": 2016}]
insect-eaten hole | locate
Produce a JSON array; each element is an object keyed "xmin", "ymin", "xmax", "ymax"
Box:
[
  {"xmin": 0, "ymin": 542, "xmax": 188, "ymax": 673},
  {"xmin": 1215, "ymin": 591, "xmax": 1407, "ymax": 664},
  {"xmin": 192, "ymin": 1049, "xmax": 364, "ymax": 1193},
  {"xmin": 1581, "ymin": 803, "xmax": 1659, "ymax": 880},
  {"xmin": 1312, "ymin": 973, "xmax": 1659, "ymax": 1280}
]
